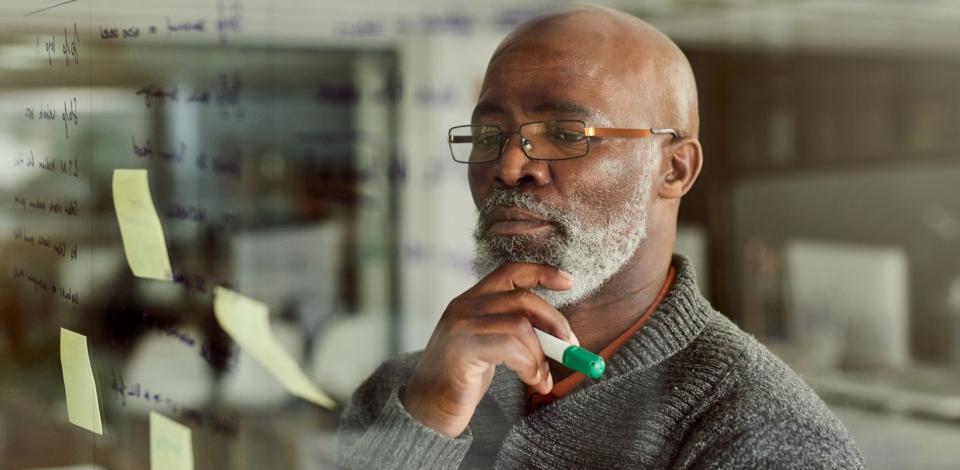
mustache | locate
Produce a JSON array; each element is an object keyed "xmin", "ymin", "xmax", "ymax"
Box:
[{"xmin": 477, "ymin": 188, "xmax": 564, "ymax": 232}]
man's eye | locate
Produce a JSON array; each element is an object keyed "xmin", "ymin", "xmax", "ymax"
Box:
[
  {"xmin": 551, "ymin": 130, "xmax": 585, "ymax": 142},
  {"xmin": 476, "ymin": 134, "xmax": 500, "ymax": 147}
]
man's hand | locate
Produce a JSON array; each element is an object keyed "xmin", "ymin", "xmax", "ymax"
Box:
[{"xmin": 402, "ymin": 263, "xmax": 576, "ymax": 438}]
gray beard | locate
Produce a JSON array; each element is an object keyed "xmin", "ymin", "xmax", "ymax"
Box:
[{"xmin": 472, "ymin": 179, "xmax": 651, "ymax": 309}]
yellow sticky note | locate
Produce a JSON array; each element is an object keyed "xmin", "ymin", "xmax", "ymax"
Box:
[
  {"xmin": 113, "ymin": 169, "xmax": 173, "ymax": 281},
  {"xmin": 60, "ymin": 328, "xmax": 103, "ymax": 435},
  {"xmin": 213, "ymin": 287, "xmax": 336, "ymax": 409},
  {"xmin": 150, "ymin": 411, "xmax": 194, "ymax": 470}
]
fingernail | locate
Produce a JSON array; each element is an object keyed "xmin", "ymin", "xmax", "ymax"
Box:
[
  {"xmin": 558, "ymin": 270, "xmax": 573, "ymax": 281},
  {"xmin": 569, "ymin": 331, "xmax": 580, "ymax": 346},
  {"xmin": 534, "ymin": 368, "xmax": 542, "ymax": 382},
  {"xmin": 546, "ymin": 373, "xmax": 553, "ymax": 391}
]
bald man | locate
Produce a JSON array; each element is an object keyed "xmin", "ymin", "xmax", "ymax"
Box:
[{"xmin": 338, "ymin": 6, "xmax": 862, "ymax": 469}]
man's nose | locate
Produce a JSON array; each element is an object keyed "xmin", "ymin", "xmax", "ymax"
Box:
[{"xmin": 494, "ymin": 133, "xmax": 551, "ymax": 188}]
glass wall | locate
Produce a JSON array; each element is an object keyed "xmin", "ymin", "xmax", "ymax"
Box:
[{"xmin": 1, "ymin": 0, "xmax": 959, "ymax": 468}]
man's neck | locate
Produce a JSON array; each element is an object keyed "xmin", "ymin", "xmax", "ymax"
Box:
[{"xmin": 550, "ymin": 243, "xmax": 673, "ymax": 382}]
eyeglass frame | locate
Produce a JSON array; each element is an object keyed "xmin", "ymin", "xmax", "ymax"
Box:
[{"xmin": 447, "ymin": 120, "xmax": 681, "ymax": 164}]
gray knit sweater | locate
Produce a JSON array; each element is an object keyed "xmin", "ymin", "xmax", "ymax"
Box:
[{"xmin": 338, "ymin": 256, "xmax": 864, "ymax": 469}]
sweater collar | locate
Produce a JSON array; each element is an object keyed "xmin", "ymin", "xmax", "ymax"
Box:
[{"xmin": 600, "ymin": 254, "xmax": 712, "ymax": 378}]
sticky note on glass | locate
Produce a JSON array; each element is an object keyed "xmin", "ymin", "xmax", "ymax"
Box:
[
  {"xmin": 213, "ymin": 287, "xmax": 336, "ymax": 409},
  {"xmin": 113, "ymin": 169, "xmax": 173, "ymax": 281},
  {"xmin": 150, "ymin": 411, "xmax": 194, "ymax": 470},
  {"xmin": 60, "ymin": 328, "xmax": 103, "ymax": 435}
]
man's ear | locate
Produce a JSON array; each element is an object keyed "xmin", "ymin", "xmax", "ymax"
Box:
[{"xmin": 657, "ymin": 137, "xmax": 703, "ymax": 199}]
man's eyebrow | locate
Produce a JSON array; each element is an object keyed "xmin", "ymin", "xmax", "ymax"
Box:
[
  {"xmin": 471, "ymin": 102, "xmax": 505, "ymax": 122},
  {"xmin": 532, "ymin": 102, "xmax": 595, "ymax": 118}
]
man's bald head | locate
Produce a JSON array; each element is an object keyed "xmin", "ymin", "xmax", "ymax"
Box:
[
  {"xmin": 486, "ymin": 5, "xmax": 699, "ymax": 139},
  {"xmin": 470, "ymin": 6, "xmax": 705, "ymax": 309}
]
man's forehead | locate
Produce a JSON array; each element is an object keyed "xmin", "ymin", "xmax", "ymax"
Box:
[
  {"xmin": 471, "ymin": 97, "xmax": 605, "ymax": 121},
  {"xmin": 483, "ymin": 46, "xmax": 607, "ymax": 89},
  {"xmin": 475, "ymin": 52, "xmax": 628, "ymax": 125}
]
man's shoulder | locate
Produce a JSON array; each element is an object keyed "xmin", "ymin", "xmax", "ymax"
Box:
[
  {"xmin": 693, "ymin": 312, "xmax": 832, "ymax": 413},
  {"xmin": 681, "ymin": 311, "xmax": 838, "ymax": 418},
  {"xmin": 671, "ymin": 311, "xmax": 863, "ymax": 468}
]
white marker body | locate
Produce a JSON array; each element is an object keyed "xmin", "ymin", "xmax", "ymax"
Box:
[{"xmin": 534, "ymin": 328, "xmax": 570, "ymax": 364}]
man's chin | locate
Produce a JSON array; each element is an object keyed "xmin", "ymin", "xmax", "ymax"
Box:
[{"xmin": 475, "ymin": 242, "xmax": 560, "ymax": 279}]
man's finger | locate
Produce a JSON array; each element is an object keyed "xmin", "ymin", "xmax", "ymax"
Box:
[
  {"xmin": 468, "ymin": 334, "xmax": 550, "ymax": 392},
  {"xmin": 455, "ymin": 313, "xmax": 547, "ymax": 369},
  {"xmin": 469, "ymin": 290, "xmax": 574, "ymax": 343},
  {"xmin": 465, "ymin": 262, "xmax": 573, "ymax": 297}
]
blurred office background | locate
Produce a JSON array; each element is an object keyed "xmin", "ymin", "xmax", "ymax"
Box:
[{"xmin": 1, "ymin": 0, "xmax": 959, "ymax": 468}]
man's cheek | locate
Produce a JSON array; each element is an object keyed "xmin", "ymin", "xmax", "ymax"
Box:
[
  {"xmin": 467, "ymin": 166, "xmax": 493, "ymax": 200},
  {"xmin": 567, "ymin": 167, "xmax": 630, "ymax": 207}
]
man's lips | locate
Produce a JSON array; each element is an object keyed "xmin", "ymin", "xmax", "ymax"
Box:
[{"xmin": 486, "ymin": 207, "xmax": 555, "ymax": 235}]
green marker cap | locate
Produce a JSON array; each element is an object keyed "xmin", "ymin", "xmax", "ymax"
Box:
[{"xmin": 562, "ymin": 346, "xmax": 606, "ymax": 379}]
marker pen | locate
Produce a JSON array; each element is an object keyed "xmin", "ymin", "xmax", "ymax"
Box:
[{"xmin": 534, "ymin": 328, "xmax": 605, "ymax": 379}]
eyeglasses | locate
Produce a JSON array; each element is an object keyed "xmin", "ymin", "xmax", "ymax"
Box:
[{"xmin": 448, "ymin": 120, "xmax": 679, "ymax": 164}]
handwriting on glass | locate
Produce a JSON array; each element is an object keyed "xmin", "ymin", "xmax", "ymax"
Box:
[
  {"xmin": 136, "ymin": 310, "xmax": 239, "ymax": 372},
  {"xmin": 131, "ymin": 135, "xmax": 243, "ymax": 179},
  {"xmin": 337, "ymin": 12, "xmax": 473, "ymax": 37},
  {"xmin": 99, "ymin": 1, "xmax": 242, "ymax": 46},
  {"xmin": 36, "ymin": 23, "xmax": 80, "ymax": 66},
  {"xmin": 111, "ymin": 369, "xmax": 239, "ymax": 437},
  {"xmin": 62, "ymin": 97, "xmax": 78, "ymax": 139},
  {"xmin": 26, "ymin": 98, "xmax": 79, "ymax": 139},
  {"xmin": 135, "ymin": 72, "xmax": 243, "ymax": 119},
  {"xmin": 14, "ymin": 226, "xmax": 79, "ymax": 260},
  {"xmin": 11, "ymin": 193, "xmax": 79, "ymax": 217},
  {"xmin": 13, "ymin": 264, "xmax": 80, "ymax": 310},
  {"xmin": 12, "ymin": 150, "xmax": 79, "ymax": 178}
]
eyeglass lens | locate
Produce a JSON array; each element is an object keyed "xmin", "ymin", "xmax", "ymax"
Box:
[{"xmin": 449, "ymin": 120, "xmax": 588, "ymax": 163}]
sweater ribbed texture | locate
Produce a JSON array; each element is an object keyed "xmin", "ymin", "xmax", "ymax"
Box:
[{"xmin": 337, "ymin": 255, "xmax": 864, "ymax": 469}]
